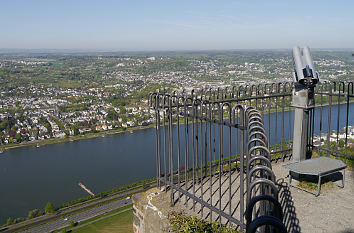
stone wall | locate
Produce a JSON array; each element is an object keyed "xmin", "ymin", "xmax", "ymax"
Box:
[{"xmin": 132, "ymin": 187, "xmax": 172, "ymax": 233}]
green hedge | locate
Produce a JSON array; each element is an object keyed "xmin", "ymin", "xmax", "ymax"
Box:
[{"xmin": 168, "ymin": 211, "xmax": 242, "ymax": 233}]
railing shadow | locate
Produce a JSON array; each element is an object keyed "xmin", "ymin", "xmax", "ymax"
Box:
[{"xmin": 277, "ymin": 178, "xmax": 301, "ymax": 233}]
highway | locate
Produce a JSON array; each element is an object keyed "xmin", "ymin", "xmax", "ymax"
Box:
[
  {"xmin": 2, "ymin": 182, "xmax": 155, "ymax": 233},
  {"xmin": 24, "ymin": 199, "xmax": 132, "ymax": 233}
]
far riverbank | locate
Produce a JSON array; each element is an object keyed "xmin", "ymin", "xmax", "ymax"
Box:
[
  {"xmin": 1, "ymin": 100, "xmax": 352, "ymax": 153},
  {"xmin": 0, "ymin": 124, "xmax": 155, "ymax": 153}
]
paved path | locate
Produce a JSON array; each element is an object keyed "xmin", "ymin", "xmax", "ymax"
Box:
[{"xmin": 23, "ymin": 199, "xmax": 132, "ymax": 233}]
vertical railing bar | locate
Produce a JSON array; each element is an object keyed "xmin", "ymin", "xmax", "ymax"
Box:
[
  {"xmin": 199, "ymin": 103, "xmax": 204, "ymax": 218},
  {"xmin": 203, "ymin": 103, "xmax": 209, "ymax": 219},
  {"xmin": 281, "ymin": 85, "xmax": 285, "ymax": 160},
  {"xmin": 246, "ymin": 109, "xmax": 250, "ymax": 205},
  {"xmin": 239, "ymin": 107, "xmax": 245, "ymax": 230},
  {"xmin": 236, "ymin": 108, "xmax": 239, "ymax": 170},
  {"xmin": 311, "ymin": 107, "xmax": 315, "ymax": 152},
  {"xmin": 192, "ymin": 101, "xmax": 196, "ymax": 211},
  {"xmin": 169, "ymin": 98, "xmax": 174, "ymax": 204},
  {"xmin": 268, "ymin": 94, "xmax": 271, "ymax": 159},
  {"xmin": 327, "ymin": 84, "xmax": 332, "ymax": 156},
  {"xmin": 336, "ymin": 84, "xmax": 341, "ymax": 154},
  {"xmin": 163, "ymin": 97, "xmax": 167, "ymax": 189},
  {"xmin": 344, "ymin": 83, "xmax": 351, "ymax": 165},
  {"xmin": 204, "ymin": 104, "xmax": 208, "ymax": 180},
  {"xmin": 156, "ymin": 95, "xmax": 161, "ymax": 189},
  {"xmin": 196, "ymin": 103, "xmax": 200, "ymax": 186},
  {"xmin": 236, "ymin": 89, "xmax": 240, "ymax": 171},
  {"xmin": 184, "ymin": 100, "xmax": 189, "ymax": 206},
  {"xmin": 288, "ymin": 85, "xmax": 292, "ymax": 159},
  {"xmin": 228, "ymin": 105, "xmax": 232, "ymax": 221},
  {"xmin": 260, "ymin": 86, "xmax": 264, "ymax": 131},
  {"xmin": 319, "ymin": 84, "xmax": 324, "ymax": 155},
  {"xmin": 177, "ymin": 97, "xmax": 181, "ymax": 201},
  {"xmin": 307, "ymin": 109, "xmax": 314, "ymax": 155},
  {"xmin": 275, "ymin": 86, "xmax": 278, "ymax": 161},
  {"xmin": 218, "ymin": 104, "xmax": 222, "ymax": 223},
  {"xmin": 209, "ymin": 103, "xmax": 213, "ymax": 222},
  {"xmin": 221, "ymin": 107, "xmax": 224, "ymax": 174}
]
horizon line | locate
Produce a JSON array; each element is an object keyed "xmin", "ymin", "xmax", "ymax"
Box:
[{"xmin": 1, "ymin": 47, "xmax": 353, "ymax": 54}]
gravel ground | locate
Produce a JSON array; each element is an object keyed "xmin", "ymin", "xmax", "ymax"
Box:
[
  {"xmin": 272, "ymin": 161, "xmax": 354, "ymax": 233},
  {"xmin": 161, "ymin": 159, "xmax": 354, "ymax": 233}
]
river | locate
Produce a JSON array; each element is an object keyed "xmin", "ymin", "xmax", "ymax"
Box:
[{"xmin": 0, "ymin": 102, "xmax": 353, "ymax": 224}]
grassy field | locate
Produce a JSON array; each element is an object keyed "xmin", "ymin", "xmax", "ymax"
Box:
[{"xmin": 72, "ymin": 209, "xmax": 133, "ymax": 233}]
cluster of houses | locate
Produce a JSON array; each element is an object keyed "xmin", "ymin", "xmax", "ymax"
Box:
[
  {"xmin": 313, "ymin": 126, "xmax": 354, "ymax": 147},
  {"xmin": 0, "ymin": 95, "xmax": 154, "ymax": 145},
  {"xmin": 1, "ymin": 55, "xmax": 351, "ymax": 146}
]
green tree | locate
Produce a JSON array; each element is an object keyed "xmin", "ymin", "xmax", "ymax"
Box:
[
  {"xmin": 71, "ymin": 125, "xmax": 79, "ymax": 136},
  {"xmin": 0, "ymin": 119, "xmax": 10, "ymax": 131},
  {"xmin": 339, "ymin": 139, "xmax": 345, "ymax": 148},
  {"xmin": 121, "ymin": 115, "xmax": 127, "ymax": 123},
  {"xmin": 106, "ymin": 108, "xmax": 118, "ymax": 121},
  {"xmin": 119, "ymin": 106, "xmax": 126, "ymax": 114},
  {"xmin": 91, "ymin": 125, "xmax": 97, "ymax": 133},
  {"xmin": 6, "ymin": 217, "xmax": 13, "ymax": 226},
  {"xmin": 27, "ymin": 209, "xmax": 42, "ymax": 219},
  {"xmin": 15, "ymin": 133, "xmax": 21, "ymax": 142},
  {"xmin": 64, "ymin": 129, "xmax": 70, "ymax": 136},
  {"xmin": 15, "ymin": 101, "xmax": 20, "ymax": 108},
  {"xmin": 45, "ymin": 202, "xmax": 55, "ymax": 213}
]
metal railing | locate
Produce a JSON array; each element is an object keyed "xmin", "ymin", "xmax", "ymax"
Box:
[
  {"xmin": 245, "ymin": 107, "xmax": 286, "ymax": 233},
  {"xmin": 312, "ymin": 82, "xmax": 354, "ymax": 164},
  {"xmin": 149, "ymin": 81, "xmax": 353, "ymax": 231}
]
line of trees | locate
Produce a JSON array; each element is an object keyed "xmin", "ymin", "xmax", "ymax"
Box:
[{"xmin": 4, "ymin": 201, "xmax": 55, "ymax": 227}]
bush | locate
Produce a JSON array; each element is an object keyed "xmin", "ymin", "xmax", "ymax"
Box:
[
  {"xmin": 45, "ymin": 202, "xmax": 55, "ymax": 213},
  {"xmin": 168, "ymin": 211, "xmax": 241, "ymax": 233},
  {"xmin": 69, "ymin": 220, "xmax": 77, "ymax": 227},
  {"xmin": 6, "ymin": 217, "xmax": 13, "ymax": 226},
  {"xmin": 12, "ymin": 217, "xmax": 26, "ymax": 224},
  {"xmin": 27, "ymin": 209, "xmax": 43, "ymax": 219}
]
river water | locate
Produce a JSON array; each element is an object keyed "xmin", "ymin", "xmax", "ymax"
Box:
[{"xmin": 0, "ymin": 103, "xmax": 353, "ymax": 224}]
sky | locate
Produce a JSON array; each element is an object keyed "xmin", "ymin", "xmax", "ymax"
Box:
[{"xmin": 1, "ymin": 0, "xmax": 353, "ymax": 51}]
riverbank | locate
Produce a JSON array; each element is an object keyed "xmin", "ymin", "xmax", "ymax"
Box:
[
  {"xmin": 1, "ymin": 101, "xmax": 353, "ymax": 153},
  {"xmin": 0, "ymin": 124, "xmax": 156, "ymax": 153}
]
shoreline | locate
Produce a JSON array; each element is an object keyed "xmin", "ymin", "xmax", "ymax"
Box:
[
  {"xmin": 1, "ymin": 101, "xmax": 353, "ymax": 153},
  {"xmin": 0, "ymin": 124, "xmax": 156, "ymax": 153}
]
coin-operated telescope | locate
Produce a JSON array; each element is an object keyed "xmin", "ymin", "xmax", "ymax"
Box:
[
  {"xmin": 292, "ymin": 46, "xmax": 319, "ymax": 85},
  {"xmin": 291, "ymin": 46, "xmax": 319, "ymax": 162}
]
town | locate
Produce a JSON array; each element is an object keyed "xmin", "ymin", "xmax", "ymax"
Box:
[{"xmin": 0, "ymin": 50, "xmax": 352, "ymax": 146}]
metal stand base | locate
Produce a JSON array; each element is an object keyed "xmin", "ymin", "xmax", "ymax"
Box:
[{"xmin": 287, "ymin": 170, "xmax": 345, "ymax": 197}]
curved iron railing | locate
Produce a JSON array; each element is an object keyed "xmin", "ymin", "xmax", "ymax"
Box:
[
  {"xmin": 149, "ymin": 81, "xmax": 353, "ymax": 232},
  {"xmin": 245, "ymin": 107, "xmax": 286, "ymax": 233}
]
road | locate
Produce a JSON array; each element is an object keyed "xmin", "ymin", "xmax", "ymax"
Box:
[
  {"xmin": 2, "ymin": 182, "xmax": 154, "ymax": 233},
  {"xmin": 68, "ymin": 207, "xmax": 132, "ymax": 232},
  {"xmin": 24, "ymin": 199, "xmax": 132, "ymax": 233}
]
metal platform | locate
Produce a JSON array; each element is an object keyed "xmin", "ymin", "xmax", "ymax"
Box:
[{"xmin": 283, "ymin": 157, "xmax": 347, "ymax": 196}]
